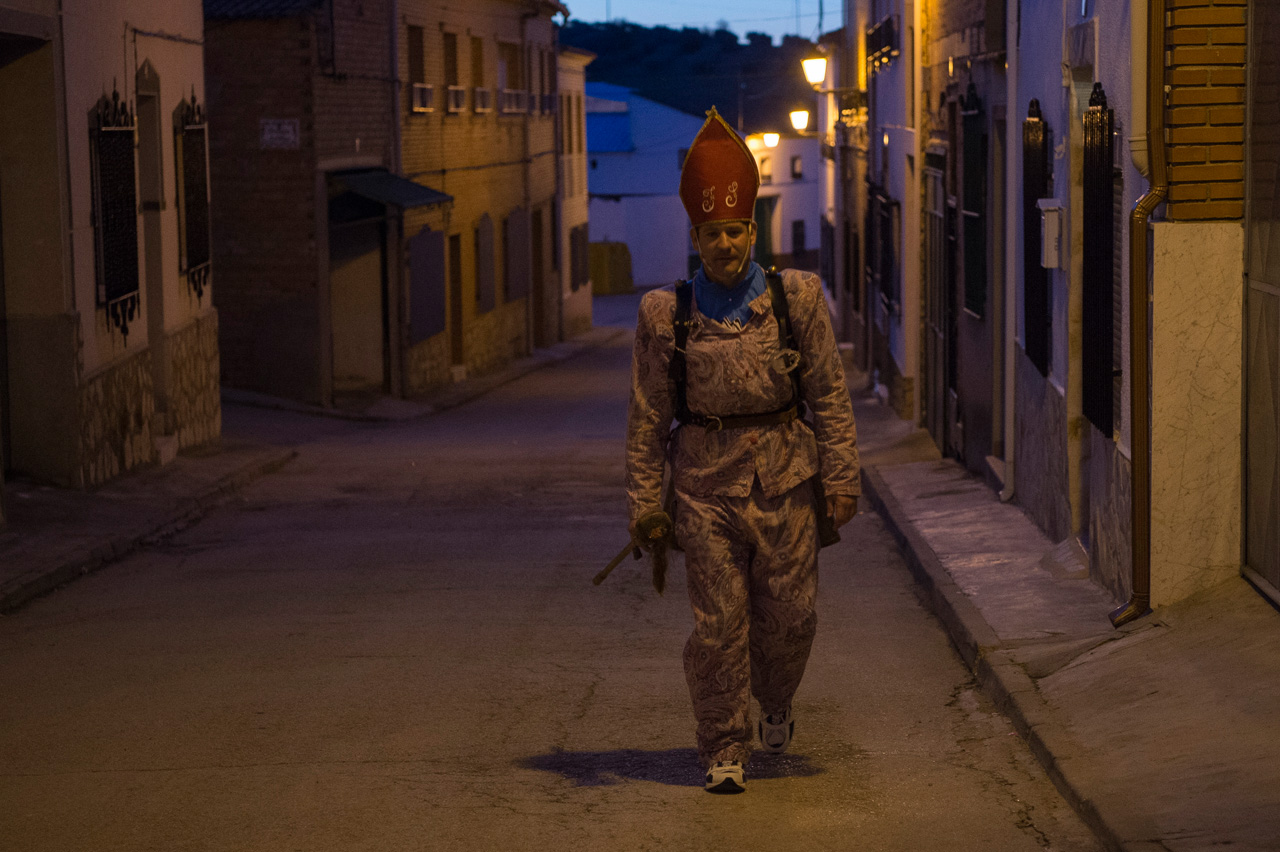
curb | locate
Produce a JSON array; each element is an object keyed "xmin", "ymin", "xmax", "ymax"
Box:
[
  {"xmin": 861, "ymin": 464, "xmax": 1139, "ymax": 852},
  {"xmin": 0, "ymin": 448, "xmax": 297, "ymax": 615}
]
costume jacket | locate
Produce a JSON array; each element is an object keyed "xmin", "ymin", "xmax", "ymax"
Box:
[{"xmin": 625, "ymin": 268, "xmax": 860, "ymax": 527}]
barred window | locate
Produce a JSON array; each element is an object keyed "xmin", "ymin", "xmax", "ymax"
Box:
[
  {"xmin": 91, "ymin": 89, "xmax": 140, "ymax": 340},
  {"xmin": 1082, "ymin": 83, "xmax": 1118, "ymax": 437},
  {"xmin": 175, "ymin": 90, "xmax": 210, "ymax": 301}
]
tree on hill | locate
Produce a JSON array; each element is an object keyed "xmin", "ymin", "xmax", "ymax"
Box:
[{"xmin": 560, "ymin": 20, "xmax": 818, "ymax": 136}]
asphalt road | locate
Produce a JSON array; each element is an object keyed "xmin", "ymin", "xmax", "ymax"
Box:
[{"xmin": 0, "ymin": 302, "xmax": 1102, "ymax": 851}]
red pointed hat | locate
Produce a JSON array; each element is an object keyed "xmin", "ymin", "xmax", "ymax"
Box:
[{"xmin": 679, "ymin": 106, "xmax": 760, "ymax": 228}]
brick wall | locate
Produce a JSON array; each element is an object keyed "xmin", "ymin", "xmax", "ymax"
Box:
[
  {"xmin": 396, "ymin": 0, "xmax": 561, "ymax": 389},
  {"xmin": 205, "ymin": 15, "xmax": 323, "ymax": 399},
  {"xmin": 316, "ymin": 0, "xmax": 393, "ymax": 164},
  {"xmin": 1164, "ymin": 0, "xmax": 1247, "ymax": 221}
]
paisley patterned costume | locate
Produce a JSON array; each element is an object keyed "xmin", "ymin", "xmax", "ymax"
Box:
[{"xmin": 625, "ymin": 268, "xmax": 860, "ymax": 767}]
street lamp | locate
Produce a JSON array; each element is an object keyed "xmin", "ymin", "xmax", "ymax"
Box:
[
  {"xmin": 802, "ymin": 52, "xmax": 828, "ymax": 87},
  {"xmin": 762, "ymin": 132, "xmax": 781, "ymax": 148},
  {"xmin": 790, "ymin": 109, "xmax": 811, "ymax": 132}
]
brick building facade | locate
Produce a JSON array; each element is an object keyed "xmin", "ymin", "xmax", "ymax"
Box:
[{"xmin": 205, "ymin": 0, "xmax": 571, "ymax": 406}]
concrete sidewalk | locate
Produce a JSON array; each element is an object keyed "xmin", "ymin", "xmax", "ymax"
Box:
[
  {"xmin": 0, "ymin": 326, "xmax": 628, "ymax": 614},
  {"xmin": 855, "ymin": 392, "xmax": 1280, "ymax": 852}
]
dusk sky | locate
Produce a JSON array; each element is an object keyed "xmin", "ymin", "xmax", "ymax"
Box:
[{"xmin": 564, "ymin": 0, "xmax": 841, "ymax": 42}]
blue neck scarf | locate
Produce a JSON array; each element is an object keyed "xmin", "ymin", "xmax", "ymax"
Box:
[{"xmin": 692, "ymin": 261, "xmax": 765, "ymax": 327}]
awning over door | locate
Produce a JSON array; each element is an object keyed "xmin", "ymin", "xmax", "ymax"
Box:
[{"xmin": 333, "ymin": 169, "xmax": 453, "ymax": 209}]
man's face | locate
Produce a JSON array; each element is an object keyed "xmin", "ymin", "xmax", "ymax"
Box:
[{"xmin": 691, "ymin": 220, "xmax": 756, "ymax": 287}]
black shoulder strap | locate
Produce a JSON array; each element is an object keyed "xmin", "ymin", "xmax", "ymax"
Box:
[
  {"xmin": 669, "ymin": 280, "xmax": 694, "ymax": 424},
  {"xmin": 765, "ymin": 269, "xmax": 804, "ymax": 410}
]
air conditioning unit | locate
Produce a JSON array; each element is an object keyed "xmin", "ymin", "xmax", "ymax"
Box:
[{"xmin": 411, "ymin": 83, "xmax": 434, "ymax": 113}]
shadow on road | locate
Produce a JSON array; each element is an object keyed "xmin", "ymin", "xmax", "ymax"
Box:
[{"xmin": 520, "ymin": 747, "xmax": 823, "ymax": 787}]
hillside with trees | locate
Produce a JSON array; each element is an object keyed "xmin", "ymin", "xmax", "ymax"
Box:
[{"xmin": 559, "ymin": 20, "xmax": 819, "ymax": 136}]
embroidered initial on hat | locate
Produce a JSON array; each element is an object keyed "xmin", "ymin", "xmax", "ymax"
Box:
[{"xmin": 679, "ymin": 107, "xmax": 761, "ymax": 227}]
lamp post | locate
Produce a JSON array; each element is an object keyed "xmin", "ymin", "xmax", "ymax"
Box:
[{"xmin": 800, "ymin": 47, "xmax": 869, "ymax": 356}]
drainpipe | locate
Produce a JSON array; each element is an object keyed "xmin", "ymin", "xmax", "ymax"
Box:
[
  {"xmin": 1000, "ymin": 0, "xmax": 1018, "ymax": 502},
  {"xmin": 1110, "ymin": 0, "xmax": 1165, "ymax": 628},
  {"xmin": 389, "ymin": 0, "xmax": 404, "ymax": 396}
]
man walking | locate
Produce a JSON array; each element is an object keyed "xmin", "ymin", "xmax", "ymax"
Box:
[{"xmin": 625, "ymin": 107, "xmax": 860, "ymax": 793}]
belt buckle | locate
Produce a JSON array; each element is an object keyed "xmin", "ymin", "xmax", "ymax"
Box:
[{"xmin": 705, "ymin": 415, "xmax": 723, "ymax": 432}]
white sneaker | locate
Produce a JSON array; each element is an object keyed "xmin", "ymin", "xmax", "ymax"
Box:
[
  {"xmin": 704, "ymin": 760, "xmax": 746, "ymax": 793},
  {"xmin": 758, "ymin": 708, "xmax": 793, "ymax": 754}
]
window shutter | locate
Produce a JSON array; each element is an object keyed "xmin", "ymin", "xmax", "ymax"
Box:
[
  {"xmin": 409, "ymin": 227, "xmax": 447, "ymax": 342},
  {"xmin": 505, "ymin": 207, "xmax": 531, "ymax": 300}
]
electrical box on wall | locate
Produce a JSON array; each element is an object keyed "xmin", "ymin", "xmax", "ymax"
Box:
[{"xmin": 1037, "ymin": 199, "xmax": 1063, "ymax": 269}]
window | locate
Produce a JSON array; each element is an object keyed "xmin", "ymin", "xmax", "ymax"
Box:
[
  {"xmin": 1082, "ymin": 83, "xmax": 1118, "ymax": 437},
  {"xmin": 760, "ymin": 156, "xmax": 772, "ymax": 184},
  {"xmin": 408, "ymin": 26, "xmax": 432, "ymax": 113},
  {"xmin": 790, "ymin": 155, "xmax": 803, "ymax": 180},
  {"xmin": 444, "ymin": 32, "xmax": 465, "ymax": 112},
  {"xmin": 570, "ymin": 224, "xmax": 590, "ymax": 291},
  {"xmin": 174, "ymin": 92, "xmax": 211, "ymax": 302},
  {"xmin": 792, "ymin": 219, "xmax": 806, "ymax": 254},
  {"xmin": 444, "ymin": 32, "xmax": 458, "ymax": 86},
  {"xmin": 498, "ymin": 42, "xmax": 526, "ymax": 113},
  {"xmin": 90, "ymin": 89, "xmax": 140, "ymax": 339},
  {"xmin": 409, "ymin": 26, "xmax": 425, "ymax": 85},
  {"xmin": 471, "ymin": 36, "xmax": 484, "ymax": 86}
]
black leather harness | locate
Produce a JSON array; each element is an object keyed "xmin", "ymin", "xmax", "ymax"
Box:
[{"xmin": 668, "ymin": 268, "xmax": 805, "ymax": 431}]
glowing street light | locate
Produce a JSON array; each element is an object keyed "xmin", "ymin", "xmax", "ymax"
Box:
[
  {"xmin": 789, "ymin": 109, "xmax": 810, "ymax": 132},
  {"xmin": 802, "ymin": 54, "xmax": 828, "ymax": 87},
  {"xmin": 762, "ymin": 132, "xmax": 780, "ymax": 148}
]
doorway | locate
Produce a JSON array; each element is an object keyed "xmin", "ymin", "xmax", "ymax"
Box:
[
  {"xmin": 448, "ymin": 233, "xmax": 464, "ymax": 369},
  {"xmin": 329, "ymin": 222, "xmax": 387, "ymax": 394},
  {"xmin": 922, "ymin": 155, "xmax": 949, "ymax": 451},
  {"xmin": 531, "ymin": 207, "xmax": 549, "ymax": 346}
]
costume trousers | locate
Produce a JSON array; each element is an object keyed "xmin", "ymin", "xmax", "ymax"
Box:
[{"xmin": 674, "ymin": 479, "xmax": 819, "ymax": 767}]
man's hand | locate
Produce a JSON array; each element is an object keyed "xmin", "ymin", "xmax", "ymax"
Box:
[{"xmin": 826, "ymin": 495, "xmax": 858, "ymax": 529}]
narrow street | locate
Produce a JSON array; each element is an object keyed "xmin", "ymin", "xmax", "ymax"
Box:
[{"xmin": 0, "ymin": 300, "xmax": 1101, "ymax": 852}]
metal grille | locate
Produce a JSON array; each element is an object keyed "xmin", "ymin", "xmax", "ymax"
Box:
[
  {"xmin": 176, "ymin": 91, "xmax": 210, "ymax": 302},
  {"xmin": 1082, "ymin": 83, "xmax": 1116, "ymax": 436},
  {"xmin": 1022, "ymin": 99, "xmax": 1051, "ymax": 375},
  {"xmin": 91, "ymin": 90, "xmax": 139, "ymax": 340}
]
